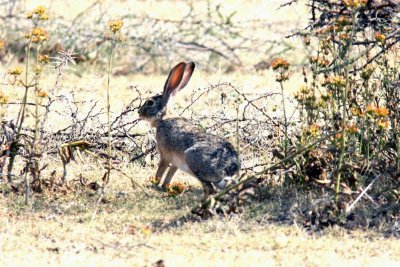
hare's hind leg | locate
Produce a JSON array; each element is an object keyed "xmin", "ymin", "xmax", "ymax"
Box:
[{"xmin": 161, "ymin": 166, "xmax": 178, "ymax": 187}]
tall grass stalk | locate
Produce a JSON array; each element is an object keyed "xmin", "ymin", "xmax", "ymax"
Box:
[
  {"xmin": 335, "ymin": 10, "xmax": 358, "ymax": 199},
  {"xmin": 92, "ymin": 27, "xmax": 118, "ymax": 221},
  {"xmin": 106, "ymin": 35, "xmax": 115, "ymax": 183},
  {"xmin": 279, "ymin": 81, "xmax": 289, "ymax": 157}
]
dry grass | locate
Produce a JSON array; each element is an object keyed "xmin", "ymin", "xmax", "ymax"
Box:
[{"xmin": 1, "ymin": 163, "xmax": 400, "ymax": 267}]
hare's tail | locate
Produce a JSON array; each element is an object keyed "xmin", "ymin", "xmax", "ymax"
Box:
[
  {"xmin": 214, "ymin": 176, "xmax": 238, "ymax": 189},
  {"xmin": 214, "ymin": 160, "xmax": 240, "ymax": 189}
]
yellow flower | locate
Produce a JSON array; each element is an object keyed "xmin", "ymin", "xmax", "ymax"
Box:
[
  {"xmin": 351, "ymin": 107, "xmax": 364, "ymax": 117},
  {"xmin": 0, "ymin": 40, "xmax": 5, "ymax": 50},
  {"xmin": 343, "ymin": 0, "xmax": 368, "ymax": 8},
  {"xmin": 377, "ymin": 119, "xmax": 389, "ymax": 130},
  {"xmin": 30, "ymin": 27, "xmax": 48, "ymax": 43},
  {"xmin": 375, "ymin": 107, "xmax": 389, "ymax": 117},
  {"xmin": 149, "ymin": 176, "xmax": 161, "ymax": 185},
  {"xmin": 27, "ymin": 11, "xmax": 34, "ymax": 19},
  {"xmin": 339, "ymin": 33, "xmax": 350, "ymax": 41},
  {"xmin": 275, "ymin": 73, "xmax": 289, "ymax": 82},
  {"xmin": 141, "ymin": 227, "xmax": 152, "ymax": 235},
  {"xmin": 374, "ymin": 32, "xmax": 386, "ymax": 43},
  {"xmin": 8, "ymin": 66, "xmax": 23, "ymax": 76},
  {"xmin": 366, "ymin": 104, "xmax": 377, "ymax": 115},
  {"xmin": 335, "ymin": 133, "xmax": 343, "ymax": 140},
  {"xmin": 294, "ymin": 86, "xmax": 310, "ymax": 101},
  {"xmin": 308, "ymin": 124, "xmax": 320, "ymax": 137},
  {"xmin": 0, "ymin": 92, "xmax": 9, "ymax": 104},
  {"xmin": 37, "ymin": 89, "xmax": 48, "ymax": 98},
  {"xmin": 271, "ymin": 58, "xmax": 290, "ymax": 71},
  {"xmin": 27, "ymin": 5, "xmax": 49, "ymax": 21},
  {"xmin": 39, "ymin": 13, "xmax": 49, "ymax": 21},
  {"xmin": 34, "ymin": 65, "xmax": 43, "ymax": 75},
  {"xmin": 109, "ymin": 19, "xmax": 124, "ymax": 33},
  {"xmin": 324, "ymin": 75, "xmax": 346, "ymax": 88},
  {"xmin": 166, "ymin": 182, "xmax": 185, "ymax": 196},
  {"xmin": 33, "ymin": 5, "xmax": 46, "ymax": 15},
  {"xmin": 345, "ymin": 124, "xmax": 358, "ymax": 134},
  {"xmin": 39, "ymin": 54, "xmax": 50, "ymax": 64},
  {"xmin": 32, "ymin": 27, "xmax": 47, "ymax": 36}
]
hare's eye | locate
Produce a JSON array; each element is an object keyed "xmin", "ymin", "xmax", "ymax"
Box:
[{"xmin": 146, "ymin": 100, "xmax": 155, "ymax": 106}]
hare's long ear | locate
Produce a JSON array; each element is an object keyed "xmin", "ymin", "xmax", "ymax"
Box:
[
  {"xmin": 162, "ymin": 62, "xmax": 195, "ymax": 106},
  {"xmin": 174, "ymin": 62, "xmax": 195, "ymax": 93}
]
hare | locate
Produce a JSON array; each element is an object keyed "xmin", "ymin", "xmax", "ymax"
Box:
[{"xmin": 138, "ymin": 62, "xmax": 240, "ymax": 199}]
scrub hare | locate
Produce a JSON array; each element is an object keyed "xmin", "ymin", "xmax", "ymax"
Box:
[{"xmin": 138, "ymin": 62, "xmax": 240, "ymax": 199}]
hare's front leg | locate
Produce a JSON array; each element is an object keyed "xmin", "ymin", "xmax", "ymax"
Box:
[
  {"xmin": 155, "ymin": 160, "xmax": 169, "ymax": 184},
  {"xmin": 161, "ymin": 166, "xmax": 178, "ymax": 187}
]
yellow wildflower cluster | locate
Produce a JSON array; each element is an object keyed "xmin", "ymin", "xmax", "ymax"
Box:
[
  {"xmin": 377, "ymin": 119, "xmax": 389, "ymax": 130},
  {"xmin": 323, "ymin": 75, "xmax": 346, "ymax": 88},
  {"xmin": 343, "ymin": 0, "xmax": 368, "ymax": 8},
  {"xmin": 275, "ymin": 73, "xmax": 289, "ymax": 82},
  {"xmin": 26, "ymin": 27, "xmax": 48, "ymax": 43},
  {"xmin": 366, "ymin": 104, "xmax": 376, "ymax": 115},
  {"xmin": 141, "ymin": 226, "xmax": 152, "ymax": 235},
  {"xmin": 374, "ymin": 32, "xmax": 386, "ymax": 43},
  {"xmin": 335, "ymin": 132, "xmax": 344, "ymax": 141},
  {"xmin": 109, "ymin": 19, "xmax": 124, "ymax": 33},
  {"xmin": 271, "ymin": 58, "xmax": 290, "ymax": 70},
  {"xmin": 294, "ymin": 86, "xmax": 310, "ymax": 100},
  {"xmin": 8, "ymin": 66, "xmax": 23, "ymax": 76},
  {"xmin": 294, "ymin": 86, "xmax": 321, "ymax": 109},
  {"xmin": 308, "ymin": 124, "xmax": 320, "ymax": 137},
  {"xmin": 149, "ymin": 176, "xmax": 161, "ymax": 185},
  {"xmin": 345, "ymin": 124, "xmax": 358, "ymax": 134},
  {"xmin": 27, "ymin": 5, "xmax": 49, "ymax": 21},
  {"xmin": 36, "ymin": 89, "xmax": 48, "ymax": 98},
  {"xmin": 39, "ymin": 54, "xmax": 50, "ymax": 64},
  {"xmin": 375, "ymin": 107, "xmax": 390, "ymax": 117},
  {"xmin": 0, "ymin": 92, "xmax": 9, "ymax": 104},
  {"xmin": 271, "ymin": 58, "xmax": 290, "ymax": 82},
  {"xmin": 166, "ymin": 182, "xmax": 185, "ymax": 197},
  {"xmin": 366, "ymin": 105, "xmax": 390, "ymax": 117}
]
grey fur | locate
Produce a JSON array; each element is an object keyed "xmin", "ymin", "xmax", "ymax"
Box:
[{"xmin": 138, "ymin": 62, "xmax": 240, "ymax": 199}]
